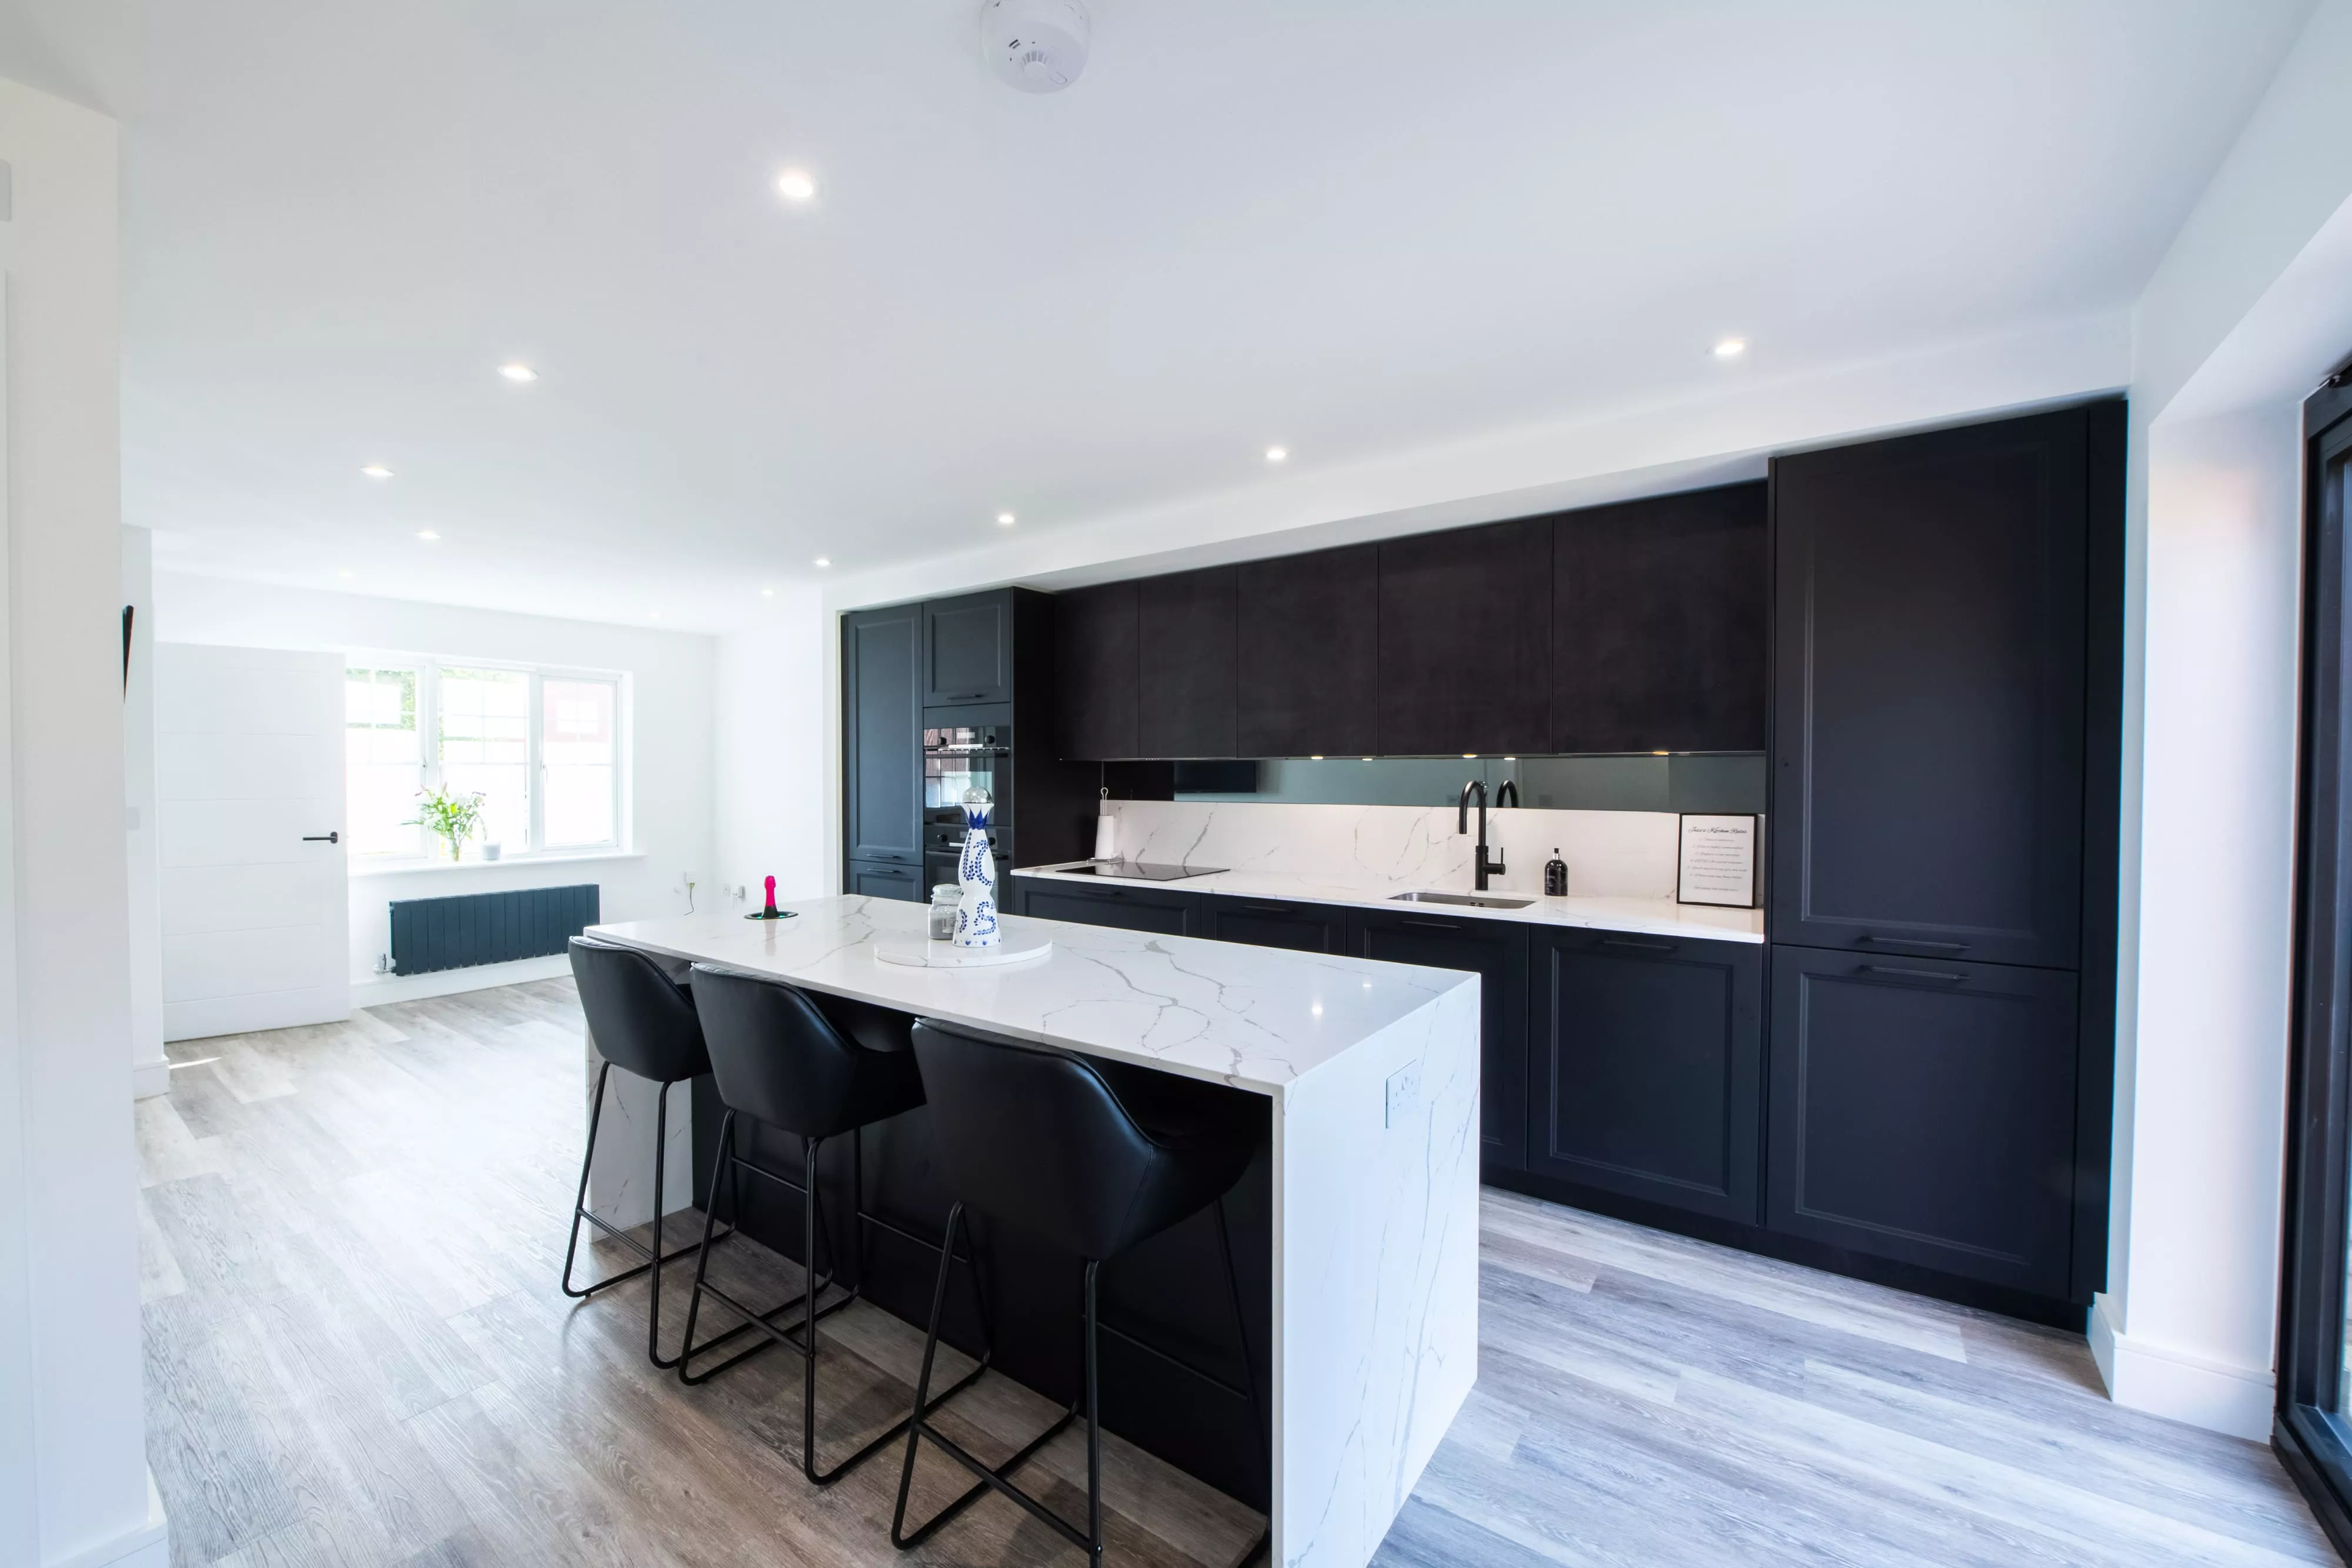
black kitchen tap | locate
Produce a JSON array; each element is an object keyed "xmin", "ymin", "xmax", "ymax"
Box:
[{"xmin": 1459, "ymin": 778, "xmax": 1506, "ymax": 891}]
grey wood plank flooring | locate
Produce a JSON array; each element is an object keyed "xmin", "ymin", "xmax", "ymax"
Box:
[{"xmin": 142, "ymin": 980, "xmax": 2334, "ymax": 1567}]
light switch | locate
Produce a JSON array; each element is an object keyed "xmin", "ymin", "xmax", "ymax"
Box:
[{"xmin": 1385, "ymin": 1061, "xmax": 1421, "ymax": 1129}]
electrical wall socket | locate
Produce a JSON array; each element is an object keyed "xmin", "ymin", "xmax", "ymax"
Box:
[{"xmin": 1385, "ymin": 1061, "xmax": 1421, "ymax": 1129}]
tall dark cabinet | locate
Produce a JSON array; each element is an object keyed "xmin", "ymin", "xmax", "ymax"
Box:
[
  {"xmin": 1137, "ymin": 567, "xmax": 1239, "ymax": 759},
  {"xmin": 842, "ymin": 589, "xmax": 1093, "ymax": 900},
  {"xmin": 1236, "ymin": 544, "xmax": 1379, "ymax": 758},
  {"xmin": 1767, "ymin": 400, "xmax": 2123, "ymax": 1309},
  {"xmin": 1055, "ymin": 582, "xmax": 1140, "ymax": 761},
  {"xmin": 841, "ymin": 604, "xmax": 923, "ymax": 883}
]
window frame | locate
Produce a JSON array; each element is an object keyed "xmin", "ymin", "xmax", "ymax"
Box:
[{"xmin": 343, "ymin": 654, "xmax": 630, "ymax": 865}]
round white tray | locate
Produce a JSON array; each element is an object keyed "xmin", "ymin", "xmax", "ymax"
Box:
[{"xmin": 874, "ymin": 935, "xmax": 1053, "ymax": 969}]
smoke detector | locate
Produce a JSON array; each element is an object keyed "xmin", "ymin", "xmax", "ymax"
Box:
[{"xmin": 981, "ymin": 0, "xmax": 1091, "ymax": 94}]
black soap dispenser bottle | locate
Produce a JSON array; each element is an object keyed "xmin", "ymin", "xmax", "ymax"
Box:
[{"xmin": 1544, "ymin": 848, "xmax": 1568, "ymax": 897}]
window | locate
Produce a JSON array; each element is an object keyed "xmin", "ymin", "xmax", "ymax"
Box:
[{"xmin": 344, "ymin": 660, "xmax": 626, "ymax": 861}]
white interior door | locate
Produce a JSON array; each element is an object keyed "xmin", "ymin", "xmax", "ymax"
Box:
[{"xmin": 156, "ymin": 643, "xmax": 349, "ymax": 1040}]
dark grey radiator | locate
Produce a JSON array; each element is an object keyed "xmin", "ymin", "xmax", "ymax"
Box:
[{"xmin": 389, "ymin": 884, "xmax": 601, "ymax": 975}]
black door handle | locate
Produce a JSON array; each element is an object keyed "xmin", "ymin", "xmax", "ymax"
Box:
[
  {"xmin": 1240, "ymin": 902, "xmax": 1298, "ymax": 915},
  {"xmin": 945, "ymin": 691, "xmax": 986, "ymax": 701},
  {"xmin": 1859, "ymin": 935, "xmax": 1968, "ymax": 953},
  {"xmin": 1602, "ymin": 937, "xmax": 1675, "ymax": 952},
  {"xmin": 1860, "ymin": 964, "xmax": 1966, "ymax": 983},
  {"xmin": 303, "ymin": 832, "xmax": 340, "ymax": 844},
  {"xmin": 1399, "ymin": 917, "xmax": 1465, "ymax": 931}
]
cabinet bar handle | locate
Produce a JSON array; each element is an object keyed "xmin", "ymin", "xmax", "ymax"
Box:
[
  {"xmin": 1602, "ymin": 937, "xmax": 1675, "ymax": 952},
  {"xmin": 1399, "ymin": 917, "xmax": 1464, "ymax": 931},
  {"xmin": 1860, "ymin": 964, "xmax": 1966, "ymax": 983},
  {"xmin": 1859, "ymin": 935, "xmax": 1968, "ymax": 953},
  {"xmin": 1241, "ymin": 902, "xmax": 1297, "ymax": 915}
]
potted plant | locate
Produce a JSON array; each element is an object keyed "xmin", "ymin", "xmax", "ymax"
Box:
[{"xmin": 406, "ymin": 787, "xmax": 486, "ymax": 862}]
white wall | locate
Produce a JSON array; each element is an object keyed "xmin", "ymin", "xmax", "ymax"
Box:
[
  {"xmin": 2097, "ymin": 0, "xmax": 2352, "ymax": 1439},
  {"xmin": 122, "ymin": 527, "xmax": 165, "ymax": 1096},
  {"xmin": 152, "ymin": 573, "xmax": 717, "ymax": 999},
  {"xmin": 0, "ymin": 75, "xmax": 166, "ymax": 1568},
  {"xmin": 711, "ymin": 586, "xmax": 831, "ymax": 911}
]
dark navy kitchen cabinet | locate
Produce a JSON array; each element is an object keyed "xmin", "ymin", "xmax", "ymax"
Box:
[
  {"xmin": 1200, "ymin": 894, "xmax": 1349, "ymax": 954},
  {"xmin": 1055, "ymin": 581, "xmax": 1140, "ymax": 760},
  {"xmin": 1237, "ymin": 543, "xmax": 1379, "ymax": 759},
  {"xmin": 1137, "ymin": 567, "xmax": 1240, "ymax": 760},
  {"xmin": 1766, "ymin": 945, "xmax": 2080, "ymax": 1298},
  {"xmin": 1376, "ymin": 517, "xmax": 1552, "ymax": 758},
  {"xmin": 841, "ymin": 603, "xmax": 923, "ymax": 872},
  {"xmin": 1347, "ymin": 907, "xmax": 1530, "ymax": 1175},
  {"xmin": 1770, "ymin": 409, "xmax": 2090, "ymax": 968},
  {"xmin": 846, "ymin": 858, "xmax": 922, "ymax": 903},
  {"xmin": 1014, "ymin": 877, "xmax": 1201, "ymax": 937},
  {"xmin": 1526, "ymin": 927, "xmax": 1763, "ymax": 1223},
  {"xmin": 1552, "ymin": 483, "xmax": 1768, "ymax": 754},
  {"xmin": 923, "ymin": 590, "xmax": 1014, "ymax": 707}
]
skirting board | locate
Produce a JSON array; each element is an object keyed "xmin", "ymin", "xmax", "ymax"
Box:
[
  {"xmin": 50, "ymin": 1468, "xmax": 168, "ymax": 1568},
  {"xmin": 2090, "ymin": 1292, "xmax": 2274, "ymax": 1440},
  {"xmin": 350, "ymin": 952, "xmax": 572, "ymax": 1007},
  {"xmin": 132, "ymin": 1052, "xmax": 171, "ymax": 1101}
]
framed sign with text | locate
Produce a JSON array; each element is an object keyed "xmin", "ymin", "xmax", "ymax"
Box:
[{"xmin": 1677, "ymin": 814, "xmax": 1761, "ymax": 908}]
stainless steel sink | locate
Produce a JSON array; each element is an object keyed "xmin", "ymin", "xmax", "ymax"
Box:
[{"xmin": 1387, "ymin": 890, "xmax": 1537, "ymax": 910}]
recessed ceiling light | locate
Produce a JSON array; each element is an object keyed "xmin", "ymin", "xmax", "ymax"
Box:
[
  {"xmin": 416, "ymin": 530, "xmax": 440, "ymax": 541},
  {"xmin": 499, "ymin": 363, "xmax": 538, "ymax": 383},
  {"xmin": 997, "ymin": 512, "xmax": 1016, "ymax": 526},
  {"xmin": 649, "ymin": 611, "xmax": 662, "ymax": 620},
  {"xmin": 1713, "ymin": 338, "xmax": 1746, "ymax": 359},
  {"xmin": 776, "ymin": 169, "xmax": 817, "ymax": 202},
  {"xmin": 761, "ymin": 587, "xmax": 774, "ymax": 597},
  {"xmin": 359, "ymin": 464, "xmax": 393, "ymax": 480},
  {"xmin": 813, "ymin": 556, "xmax": 831, "ymax": 568},
  {"xmin": 1265, "ymin": 446, "xmax": 1288, "ymax": 463},
  {"xmin": 337, "ymin": 570, "xmax": 353, "ymax": 579}
]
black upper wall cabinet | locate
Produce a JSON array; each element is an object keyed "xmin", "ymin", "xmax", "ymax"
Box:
[
  {"xmin": 1237, "ymin": 544, "xmax": 1379, "ymax": 758},
  {"xmin": 1771, "ymin": 408, "xmax": 2093, "ymax": 968},
  {"xmin": 1378, "ymin": 518, "xmax": 1553, "ymax": 757},
  {"xmin": 842, "ymin": 604, "xmax": 922, "ymax": 866},
  {"xmin": 1056, "ymin": 582, "xmax": 1140, "ymax": 760},
  {"xmin": 1553, "ymin": 483, "xmax": 1768, "ymax": 754},
  {"xmin": 1137, "ymin": 567, "xmax": 1240, "ymax": 758},
  {"xmin": 923, "ymin": 591, "xmax": 1013, "ymax": 706}
]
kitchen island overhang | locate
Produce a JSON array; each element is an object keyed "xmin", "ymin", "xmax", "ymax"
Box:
[{"xmin": 582, "ymin": 898, "xmax": 1479, "ymax": 1568}]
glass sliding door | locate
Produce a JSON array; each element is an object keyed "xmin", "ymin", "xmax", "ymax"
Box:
[{"xmin": 2277, "ymin": 365, "xmax": 2352, "ymax": 1558}]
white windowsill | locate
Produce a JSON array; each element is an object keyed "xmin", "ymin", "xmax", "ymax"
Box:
[{"xmin": 350, "ymin": 850, "xmax": 646, "ymax": 880}]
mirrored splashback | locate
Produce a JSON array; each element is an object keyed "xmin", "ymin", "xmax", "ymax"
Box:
[{"xmin": 1171, "ymin": 753, "xmax": 1766, "ymax": 815}]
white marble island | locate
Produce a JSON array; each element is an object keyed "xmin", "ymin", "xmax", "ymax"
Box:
[{"xmin": 586, "ymin": 896, "xmax": 1481, "ymax": 1568}]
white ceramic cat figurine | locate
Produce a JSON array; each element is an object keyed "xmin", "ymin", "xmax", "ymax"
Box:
[{"xmin": 953, "ymin": 787, "xmax": 1000, "ymax": 948}]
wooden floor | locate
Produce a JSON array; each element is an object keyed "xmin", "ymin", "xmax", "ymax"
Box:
[{"xmin": 141, "ymin": 980, "xmax": 2336, "ymax": 1567}]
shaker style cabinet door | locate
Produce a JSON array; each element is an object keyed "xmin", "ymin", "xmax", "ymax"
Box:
[
  {"xmin": 1552, "ymin": 482, "xmax": 1768, "ymax": 754},
  {"xmin": 923, "ymin": 590, "xmax": 1013, "ymax": 707},
  {"xmin": 1237, "ymin": 543, "xmax": 1378, "ymax": 758},
  {"xmin": 842, "ymin": 604, "xmax": 923, "ymax": 867},
  {"xmin": 1136, "ymin": 567, "xmax": 1239, "ymax": 759},
  {"xmin": 1200, "ymin": 895, "xmax": 1349, "ymax": 953},
  {"xmin": 1526, "ymin": 928, "xmax": 1763, "ymax": 1222},
  {"xmin": 1765, "ymin": 946, "xmax": 2079, "ymax": 1298},
  {"xmin": 1054, "ymin": 581, "xmax": 1140, "ymax": 760},
  {"xmin": 1348, "ymin": 908, "xmax": 1530, "ymax": 1174},
  {"xmin": 1377, "ymin": 517, "xmax": 1552, "ymax": 757},
  {"xmin": 1771, "ymin": 409, "xmax": 2089, "ymax": 968},
  {"xmin": 1017, "ymin": 880, "xmax": 1200, "ymax": 937}
]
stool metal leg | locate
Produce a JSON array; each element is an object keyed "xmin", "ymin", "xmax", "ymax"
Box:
[
  {"xmin": 890, "ymin": 1202, "xmax": 1083, "ymax": 1553},
  {"xmin": 561, "ymin": 1062, "xmax": 736, "ymax": 1368},
  {"xmin": 1084, "ymin": 1257, "xmax": 1103, "ymax": 1565},
  {"xmin": 678, "ymin": 1116, "xmax": 845, "ymax": 1385}
]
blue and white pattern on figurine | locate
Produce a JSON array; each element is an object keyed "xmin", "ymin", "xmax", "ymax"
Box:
[{"xmin": 954, "ymin": 790, "xmax": 1000, "ymax": 947}]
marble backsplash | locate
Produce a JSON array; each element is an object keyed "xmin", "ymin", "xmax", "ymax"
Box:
[{"xmin": 1096, "ymin": 798, "xmax": 1703, "ymax": 900}]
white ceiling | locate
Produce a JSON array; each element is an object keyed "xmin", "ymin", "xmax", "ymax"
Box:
[{"xmin": 0, "ymin": 1, "xmax": 2317, "ymax": 631}]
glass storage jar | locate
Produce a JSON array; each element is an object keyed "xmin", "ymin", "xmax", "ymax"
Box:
[{"xmin": 928, "ymin": 884, "xmax": 961, "ymax": 941}]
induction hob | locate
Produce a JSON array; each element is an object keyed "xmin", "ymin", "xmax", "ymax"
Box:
[{"xmin": 1060, "ymin": 861, "xmax": 1227, "ymax": 883}]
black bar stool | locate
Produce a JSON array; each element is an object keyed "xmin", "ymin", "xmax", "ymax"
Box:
[
  {"xmin": 561, "ymin": 935, "xmax": 737, "ymax": 1369},
  {"xmin": 891, "ymin": 1018, "xmax": 1269, "ymax": 1566},
  {"xmin": 678, "ymin": 965, "xmax": 989, "ymax": 1487}
]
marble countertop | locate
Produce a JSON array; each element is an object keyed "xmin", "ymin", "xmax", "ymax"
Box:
[
  {"xmin": 1012, "ymin": 861, "xmax": 1767, "ymax": 943},
  {"xmin": 586, "ymin": 898, "xmax": 1477, "ymax": 1097}
]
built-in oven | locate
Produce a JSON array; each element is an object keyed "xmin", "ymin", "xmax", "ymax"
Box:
[{"xmin": 924, "ymin": 722, "xmax": 1013, "ymax": 861}]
